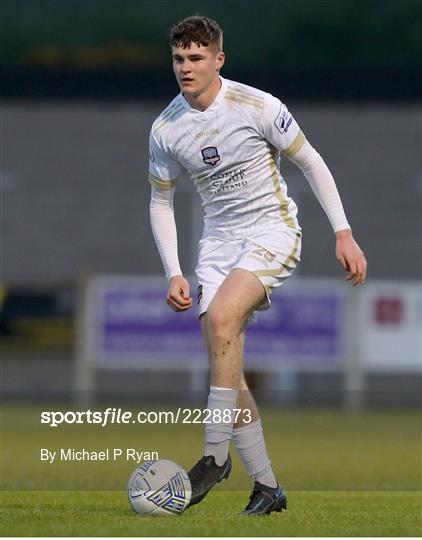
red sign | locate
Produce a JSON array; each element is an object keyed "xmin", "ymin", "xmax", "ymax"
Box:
[{"xmin": 374, "ymin": 297, "xmax": 403, "ymax": 325}]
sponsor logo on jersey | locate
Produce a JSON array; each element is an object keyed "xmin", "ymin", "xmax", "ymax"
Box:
[
  {"xmin": 210, "ymin": 169, "xmax": 247, "ymax": 193},
  {"xmin": 274, "ymin": 107, "xmax": 293, "ymax": 134},
  {"xmin": 197, "ymin": 285, "xmax": 203, "ymax": 305},
  {"xmin": 201, "ymin": 146, "xmax": 221, "ymax": 166}
]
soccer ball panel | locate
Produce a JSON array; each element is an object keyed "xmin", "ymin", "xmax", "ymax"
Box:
[{"xmin": 127, "ymin": 459, "xmax": 191, "ymax": 516}]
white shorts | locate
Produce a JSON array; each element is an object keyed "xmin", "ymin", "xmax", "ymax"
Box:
[{"xmin": 195, "ymin": 228, "xmax": 302, "ymax": 319}]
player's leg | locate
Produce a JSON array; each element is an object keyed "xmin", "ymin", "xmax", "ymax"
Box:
[
  {"xmin": 229, "ymin": 232, "xmax": 300, "ymax": 514},
  {"xmin": 227, "ymin": 363, "xmax": 282, "ymax": 492},
  {"xmin": 233, "ymin": 373, "xmax": 278, "ymax": 482},
  {"xmin": 201, "ymin": 316, "xmax": 260, "ymax": 424},
  {"xmin": 189, "ymin": 232, "xmax": 299, "ymax": 512},
  {"xmin": 201, "ymin": 315, "xmax": 260, "ymax": 443},
  {"xmin": 201, "ymin": 268, "xmax": 266, "ymax": 472},
  {"xmin": 190, "ymin": 287, "xmax": 285, "ymax": 513},
  {"xmin": 236, "ymin": 372, "xmax": 260, "ymax": 425},
  {"xmin": 205, "ymin": 267, "xmax": 265, "ymax": 386},
  {"xmin": 188, "ymin": 268, "xmax": 266, "ymax": 506}
]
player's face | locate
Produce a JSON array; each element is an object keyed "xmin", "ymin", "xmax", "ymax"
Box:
[{"xmin": 172, "ymin": 43, "xmax": 225, "ymax": 97}]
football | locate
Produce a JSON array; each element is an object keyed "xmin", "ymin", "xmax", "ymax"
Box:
[{"xmin": 127, "ymin": 459, "xmax": 191, "ymax": 516}]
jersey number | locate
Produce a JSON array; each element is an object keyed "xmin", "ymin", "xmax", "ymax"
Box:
[{"xmin": 251, "ymin": 247, "xmax": 275, "ymax": 263}]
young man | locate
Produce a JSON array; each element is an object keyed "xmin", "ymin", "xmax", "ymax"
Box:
[{"xmin": 149, "ymin": 16, "xmax": 367, "ymax": 515}]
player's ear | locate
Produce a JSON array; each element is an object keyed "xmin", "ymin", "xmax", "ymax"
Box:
[{"xmin": 216, "ymin": 51, "xmax": 225, "ymax": 71}]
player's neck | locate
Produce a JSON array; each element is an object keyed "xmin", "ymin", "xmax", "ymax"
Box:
[{"xmin": 184, "ymin": 77, "xmax": 222, "ymax": 111}]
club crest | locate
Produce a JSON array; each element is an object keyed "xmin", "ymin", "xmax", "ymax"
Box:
[{"xmin": 201, "ymin": 146, "xmax": 221, "ymax": 166}]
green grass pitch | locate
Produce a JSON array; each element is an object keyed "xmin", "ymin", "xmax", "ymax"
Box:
[{"xmin": 1, "ymin": 405, "xmax": 421, "ymax": 536}]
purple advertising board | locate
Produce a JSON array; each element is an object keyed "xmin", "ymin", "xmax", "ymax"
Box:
[{"xmin": 91, "ymin": 278, "xmax": 345, "ymax": 368}]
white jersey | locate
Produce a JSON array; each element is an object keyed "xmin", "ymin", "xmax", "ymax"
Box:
[{"xmin": 149, "ymin": 77, "xmax": 305, "ymax": 240}]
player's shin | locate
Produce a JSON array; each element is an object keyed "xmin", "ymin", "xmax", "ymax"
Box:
[{"xmin": 204, "ymin": 386, "xmax": 238, "ymax": 466}]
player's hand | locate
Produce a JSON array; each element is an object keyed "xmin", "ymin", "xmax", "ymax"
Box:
[
  {"xmin": 166, "ymin": 275, "xmax": 193, "ymax": 312},
  {"xmin": 335, "ymin": 229, "xmax": 367, "ymax": 287}
]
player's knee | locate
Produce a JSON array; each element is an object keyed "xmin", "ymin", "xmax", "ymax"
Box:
[
  {"xmin": 206, "ymin": 306, "xmax": 239, "ymax": 337},
  {"xmin": 207, "ymin": 307, "xmax": 230, "ymax": 334}
]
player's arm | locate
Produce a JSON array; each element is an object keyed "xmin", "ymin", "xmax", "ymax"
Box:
[
  {"xmin": 148, "ymin": 131, "xmax": 193, "ymax": 311},
  {"xmin": 261, "ymin": 94, "xmax": 367, "ymax": 286},
  {"xmin": 288, "ymin": 139, "xmax": 367, "ymax": 286},
  {"xmin": 149, "ymin": 186, "xmax": 193, "ymax": 311}
]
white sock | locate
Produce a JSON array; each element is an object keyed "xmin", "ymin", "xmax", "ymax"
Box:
[
  {"xmin": 204, "ymin": 385, "xmax": 238, "ymax": 466},
  {"xmin": 232, "ymin": 419, "xmax": 278, "ymax": 488}
]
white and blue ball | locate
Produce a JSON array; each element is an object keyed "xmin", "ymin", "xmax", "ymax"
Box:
[{"xmin": 127, "ymin": 459, "xmax": 191, "ymax": 516}]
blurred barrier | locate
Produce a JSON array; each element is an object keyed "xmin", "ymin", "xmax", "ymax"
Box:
[
  {"xmin": 77, "ymin": 276, "xmax": 346, "ymax": 368},
  {"xmin": 75, "ymin": 275, "xmax": 421, "ymax": 408},
  {"xmin": 356, "ymin": 282, "xmax": 421, "ymax": 371}
]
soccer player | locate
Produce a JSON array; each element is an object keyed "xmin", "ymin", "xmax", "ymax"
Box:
[{"xmin": 149, "ymin": 16, "xmax": 367, "ymax": 515}]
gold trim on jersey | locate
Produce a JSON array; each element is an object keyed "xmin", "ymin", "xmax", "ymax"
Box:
[
  {"xmin": 282, "ymin": 130, "xmax": 306, "ymax": 158},
  {"xmin": 148, "ymin": 172, "xmax": 178, "ymax": 189},
  {"xmin": 225, "ymin": 88, "xmax": 264, "ymax": 110},
  {"xmin": 153, "ymin": 102, "xmax": 184, "ymax": 134},
  {"xmin": 195, "ymin": 173, "xmax": 208, "ymax": 187},
  {"xmin": 252, "ymin": 232, "xmax": 301, "ymax": 279},
  {"xmin": 263, "ymin": 283, "xmax": 271, "ymax": 298},
  {"xmin": 227, "ymin": 84, "xmax": 264, "ymax": 101},
  {"xmin": 268, "ymin": 150, "xmax": 297, "ymax": 229}
]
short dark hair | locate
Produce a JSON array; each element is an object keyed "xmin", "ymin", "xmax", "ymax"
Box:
[{"xmin": 170, "ymin": 16, "xmax": 223, "ymax": 50}]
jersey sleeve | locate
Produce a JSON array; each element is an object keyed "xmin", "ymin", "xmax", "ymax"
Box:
[
  {"xmin": 261, "ymin": 93, "xmax": 306, "ymax": 158},
  {"xmin": 148, "ymin": 130, "xmax": 182, "ymax": 189}
]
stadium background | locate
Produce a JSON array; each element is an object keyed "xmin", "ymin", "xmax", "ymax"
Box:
[{"xmin": 1, "ymin": 0, "xmax": 421, "ymax": 536}]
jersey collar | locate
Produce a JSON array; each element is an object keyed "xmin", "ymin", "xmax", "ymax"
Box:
[{"xmin": 180, "ymin": 76, "xmax": 227, "ymax": 114}]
